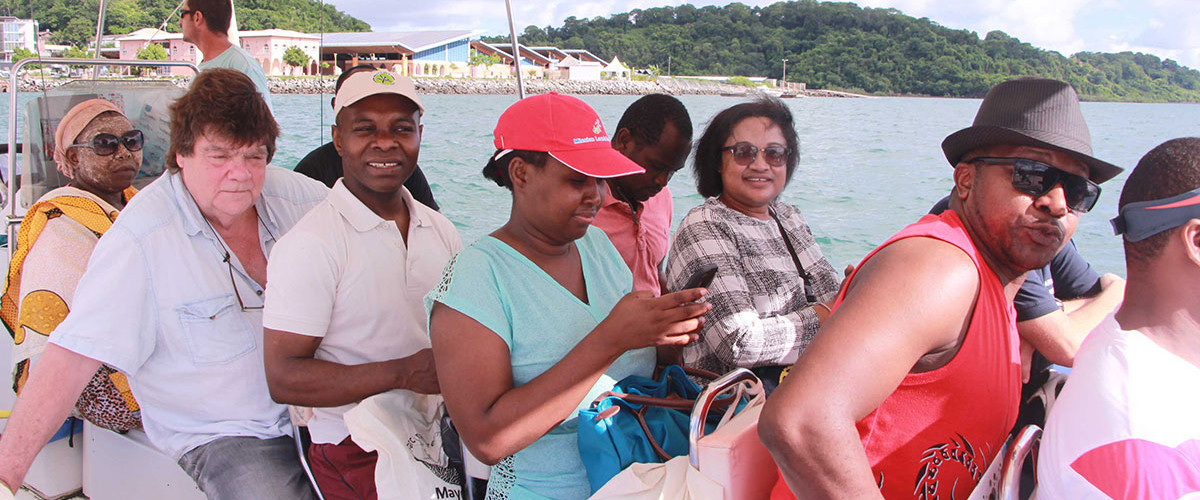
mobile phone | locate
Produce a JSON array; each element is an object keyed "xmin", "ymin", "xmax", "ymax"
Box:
[{"xmin": 682, "ymin": 264, "xmax": 719, "ymax": 291}]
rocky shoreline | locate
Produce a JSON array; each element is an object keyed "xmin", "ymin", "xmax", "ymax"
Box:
[
  {"xmin": 272, "ymin": 76, "xmax": 866, "ymax": 98},
  {"xmin": 14, "ymin": 75, "xmax": 866, "ymax": 98}
]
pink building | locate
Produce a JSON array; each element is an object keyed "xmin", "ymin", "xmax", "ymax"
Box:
[
  {"xmin": 115, "ymin": 27, "xmax": 320, "ymax": 76},
  {"xmin": 237, "ymin": 29, "xmax": 320, "ymax": 76}
]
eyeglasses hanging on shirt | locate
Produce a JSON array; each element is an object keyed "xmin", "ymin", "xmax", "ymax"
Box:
[{"xmin": 185, "ymin": 189, "xmax": 276, "ymax": 311}]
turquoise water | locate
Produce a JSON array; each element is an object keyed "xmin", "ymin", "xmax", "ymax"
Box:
[
  {"xmin": 269, "ymin": 93, "xmax": 1199, "ymax": 277},
  {"xmin": 8, "ymin": 92, "xmax": 1199, "ymax": 275}
]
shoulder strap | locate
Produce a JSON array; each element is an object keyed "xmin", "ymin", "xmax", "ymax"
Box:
[{"xmin": 769, "ymin": 208, "xmax": 818, "ymax": 303}]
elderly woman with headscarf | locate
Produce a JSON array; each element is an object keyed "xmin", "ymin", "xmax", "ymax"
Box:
[{"xmin": 1, "ymin": 98, "xmax": 144, "ymax": 432}]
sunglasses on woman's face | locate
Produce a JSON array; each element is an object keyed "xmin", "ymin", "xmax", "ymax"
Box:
[
  {"xmin": 68, "ymin": 130, "xmax": 145, "ymax": 156},
  {"xmin": 721, "ymin": 142, "xmax": 790, "ymax": 167},
  {"xmin": 970, "ymin": 157, "xmax": 1101, "ymax": 213}
]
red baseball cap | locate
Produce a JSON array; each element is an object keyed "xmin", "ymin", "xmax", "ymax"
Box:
[{"xmin": 493, "ymin": 92, "xmax": 644, "ymax": 178}]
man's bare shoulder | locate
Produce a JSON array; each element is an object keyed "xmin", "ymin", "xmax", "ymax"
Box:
[
  {"xmin": 835, "ymin": 236, "xmax": 982, "ymax": 359},
  {"xmin": 849, "ymin": 236, "xmax": 979, "ymax": 295}
]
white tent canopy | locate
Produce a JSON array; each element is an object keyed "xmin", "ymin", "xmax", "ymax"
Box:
[{"xmin": 603, "ymin": 56, "xmax": 629, "ymax": 79}]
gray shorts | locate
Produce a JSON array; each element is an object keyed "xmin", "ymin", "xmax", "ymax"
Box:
[{"xmin": 177, "ymin": 435, "xmax": 317, "ymax": 500}]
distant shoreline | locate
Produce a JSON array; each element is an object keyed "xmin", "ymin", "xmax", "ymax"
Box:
[
  {"xmin": 271, "ymin": 76, "xmax": 869, "ymax": 98},
  {"xmin": 16, "ymin": 76, "xmax": 1193, "ymax": 102},
  {"xmin": 11, "ymin": 75, "xmax": 868, "ymax": 98}
]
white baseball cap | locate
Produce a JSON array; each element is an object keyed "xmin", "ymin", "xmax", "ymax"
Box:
[{"xmin": 332, "ymin": 69, "xmax": 424, "ymax": 118}]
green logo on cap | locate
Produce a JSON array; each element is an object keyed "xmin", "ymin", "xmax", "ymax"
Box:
[{"xmin": 374, "ymin": 72, "xmax": 395, "ymax": 85}]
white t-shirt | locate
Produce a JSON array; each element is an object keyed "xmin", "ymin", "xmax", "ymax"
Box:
[
  {"xmin": 263, "ymin": 180, "xmax": 461, "ymax": 444},
  {"xmin": 1036, "ymin": 314, "xmax": 1200, "ymax": 500}
]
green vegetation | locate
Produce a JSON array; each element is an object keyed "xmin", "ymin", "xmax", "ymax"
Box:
[
  {"xmin": 469, "ymin": 50, "xmax": 503, "ymax": 67},
  {"xmin": 136, "ymin": 43, "xmax": 167, "ymax": 60},
  {"xmin": 131, "ymin": 43, "xmax": 166, "ymax": 75},
  {"xmin": 726, "ymin": 76, "xmax": 755, "ymax": 87},
  {"xmin": 492, "ymin": 0, "xmax": 1200, "ymax": 102},
  {"xmin": 11, "ymin": 46, "xmax": 41, "ymax": 69},
  {"xmin": 6, "ymin": 0, "xmax": 368, "ymax": 47},
  {"xmin": 283, "ymin": 46, "xmax": 310, "ymax": 68}
]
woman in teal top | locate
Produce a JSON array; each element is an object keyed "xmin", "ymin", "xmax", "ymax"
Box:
[{"xmin": 426, "ymin": 93, "xmax": 711, "ymax": 500}]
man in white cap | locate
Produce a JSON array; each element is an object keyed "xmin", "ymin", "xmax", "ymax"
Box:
[
  {"xmin": 761, "ymin": 77, "xmax": 1123, "ymax": 499},
  {"xmin": 262, "ymin": 69, "xmax": 461, "ymax": 499}
]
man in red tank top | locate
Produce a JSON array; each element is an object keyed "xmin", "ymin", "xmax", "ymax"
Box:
[{"xmin": 760, "ymin": 78, "xmax": 1124, "ymax": 500}]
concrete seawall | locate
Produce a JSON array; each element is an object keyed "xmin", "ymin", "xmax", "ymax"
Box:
[{"xmin": 14, "ymin": 76, "xmax": 865, "ymax": 98}]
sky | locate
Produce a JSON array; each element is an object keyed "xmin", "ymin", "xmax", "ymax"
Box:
[{"xmin": 320, "ymin": 0, "xmax": 1200, "ymax": 70}]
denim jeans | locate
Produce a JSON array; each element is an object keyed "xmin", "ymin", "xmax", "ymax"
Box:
[{"xmin": 177, "ymin": 435, "xmax": 317, "ymax": 500}]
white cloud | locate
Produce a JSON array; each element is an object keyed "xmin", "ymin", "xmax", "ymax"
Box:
[
  {"xmin": 984, "ymin": 0, "xmax": 1090, "ymax": 56},
  {"xmin": 324, "ymin": 0, "xmax": 1200, "ymax": 69}
]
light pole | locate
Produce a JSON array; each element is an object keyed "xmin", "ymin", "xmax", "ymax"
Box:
[
  {"xmin": 668, "ymin": 54, "xmax": 672, "ymax": 77},
  {"xmin": 781, "ymin": 58, "xmax": 788, "ymax": 89},
  {"xmin": 504, "ymin": 0, "xmax": 524, "ymax": 98}
]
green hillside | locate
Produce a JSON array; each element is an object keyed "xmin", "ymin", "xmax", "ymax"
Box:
[
  {"xmin": 499, "ymin": 0, "xmax": 1200, "ymax": 102},
  {"xmin": 3, "ymin": 0, "xmax": 369, "ymax": 48}
]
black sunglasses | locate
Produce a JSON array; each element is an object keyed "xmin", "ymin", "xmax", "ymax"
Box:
[
  {"xmin": 178, "ymin": 8, "xmax": 196, "ymax": 17},
  {"xmin": 971, "ymin": 157, "xmax": 1101, "ymax": 213},
  {"xmin": 721, "ymin": 142, "xmax": 790, "ymax": 167},
  {"xmin": 68, "ymin": 130, "xmax": 144, "ymax": 156}
]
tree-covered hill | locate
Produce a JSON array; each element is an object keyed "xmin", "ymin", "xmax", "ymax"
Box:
[
  {"xmin": 501, "ymin": 0, "xmax": 1200, "ymax": 102},
  {"xmin": 2, "ymin": 0, "xmax": 369, "ymax": 48}
]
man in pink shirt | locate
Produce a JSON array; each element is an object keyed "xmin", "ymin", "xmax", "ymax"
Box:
[{"xmin": 594, "ymin": 94, "xmax": 693, "ymax": 295}]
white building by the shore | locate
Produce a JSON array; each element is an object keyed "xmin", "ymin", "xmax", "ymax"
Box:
[
  {"xmin": 1, "ymin": 17, "xmax": 39, "ymax": 63},
  {"xmin": 107, "ymin": 25, "xmax": 630, "ymax": 81}
]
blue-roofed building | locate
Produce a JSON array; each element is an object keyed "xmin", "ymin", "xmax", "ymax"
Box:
[{"xmin": 320, "ymin": 30, "xmax": 474, "ymax": 76}]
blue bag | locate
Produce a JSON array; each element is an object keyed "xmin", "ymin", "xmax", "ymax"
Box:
[{"xmin": 577, "ymin": 365, "xmax": 711, "ymax": 493}]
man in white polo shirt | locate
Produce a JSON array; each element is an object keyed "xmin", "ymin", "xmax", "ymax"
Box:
[{"xmin": 261, "ymin": 70, "xmax": 461, "ymax": 499}]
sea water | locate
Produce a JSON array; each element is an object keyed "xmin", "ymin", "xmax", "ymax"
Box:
[
  {"xmin": 8, "ymin": 92, "xmax": 1198, "ymax": 275},
  {"xmin": 274, "ymin": 93, "xmax": 1200, "ymax": 276}
]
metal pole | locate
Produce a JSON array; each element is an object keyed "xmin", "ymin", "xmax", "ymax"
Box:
[
  {"xmin": 504, "ymin": 0, "xmax": 525, "ymax": 99},
  {"xmin": 92, "ymin": 0, "xmax": 109, "ymax": 79},
  {"xmin": 667, "ymin": 54, "xmax": 671, "ymax": 77},
  {"xmin": 93, "ymin": 0, "xmax": 108, "ymax": 59},
  {"xmin": 782, "ymin": 58, "xmax": 788, "ymax": 89}
]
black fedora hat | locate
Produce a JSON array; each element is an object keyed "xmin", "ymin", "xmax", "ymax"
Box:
[{"xmin": 941, "ymin": 77, "xmax": 1123, "ymax": 184}]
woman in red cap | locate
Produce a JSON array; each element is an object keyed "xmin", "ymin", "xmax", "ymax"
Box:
[
  {"xmin": 1, "ymin": 98, "xmax": 144, "ymax": 433},
  {"xmin": 427, "ymin": 93, "xmax": 710, "ymax": 500}
]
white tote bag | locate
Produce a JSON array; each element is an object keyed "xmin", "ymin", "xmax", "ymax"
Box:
[
  {"xmin": 591, "ymin": 369, "xmax": 772, "ymax": 500},
  {"xmin": 343, "ymin": 390, "xmax": 463, "ymax": 500},
  {"xmin": 588, "ymin": 455, "xmax": 724, "ymax": 500}
]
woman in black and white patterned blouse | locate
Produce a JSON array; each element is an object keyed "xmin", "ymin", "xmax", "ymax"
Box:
[{"xmin": 665, "ymin": 97, "xmax": 841, "ymax": 378}]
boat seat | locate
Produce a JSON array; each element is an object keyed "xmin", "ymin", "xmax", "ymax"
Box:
[
  {"xmin": 0, "ymin": 323, "xmax": 82, "ymax": 500},
  {"xmin": 81, "ymin": 421, "xmax": 206, "ymax": 500}
]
